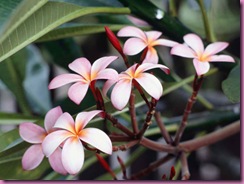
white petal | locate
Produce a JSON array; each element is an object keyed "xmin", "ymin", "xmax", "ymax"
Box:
[
  {"xmin": 54, "ymin": 112, "xmax": 75, "ymax": 133},
  {"xmin": 94, "ymin": 68, "xmax": 118, "ymax": 81},
  {"xmin": 170, "ymin": 44, "xmax": 196, "ymax": 58},
  {"xmin": 117, "ymin": 26, "xmax": 147, "ymax": 41},
  {"xmin": 44, "ymin": 106, "xmax": 63, "ymax": 133},
  {"xmin": 183, "ymin": 34, "xmax": 204, "ymax": 55},
  {"xmin": 91, "ymin": 56, "xmax": 118, "ymax": 76},
  {"xmin": 135, "ymin": 63, "xmax": 170, "ymax": 75},
  {"xmin": 123, "ymin": 38, "xmax": 147, "ymax": 55},
  {"xmin": 68, "ymin": 82, "xmax": 89, "ymax": 105},
  {"xmin": 49, "ymin": 147, "xmax": 68, "ymax": 175},
  {"xmin": 209, "ymin": 55, "xmax": 235, "ymax": 63},
  {"xmin": 142, "ymin": 47, "xmax": 159, "ymax": 64},
  {"xmin": 204, "ymin": 42, "xmax": 229, "ymax": 56},
  {"xmin": 68, "ymin": 58, "xmax": 91, "ymax": 80},
  {"xmin": 48, "ymin": 74, "xmax": 84, "ymax": 89},
  {"xmin": 102, "ymin": 79, "xmax": 117, "ymax": 96},
  {"xmin": 145, "ymin": 31, "xmax": 162, "ymax": 42},
  {"xmin": 193, "ymin": 58, "xmax": 210, "ymax": 76},
  {"xmin": 152, "ymin": 38, "xmax": 178, "ymax": 47}
]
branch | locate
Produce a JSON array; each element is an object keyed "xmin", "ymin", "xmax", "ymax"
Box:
[
  {"xmin": 129, "ymin": 93, "xmax": 139, "ymax": 133},
  {"xmin": 180, "ymin": 152, "xmax": 190, "ymax": 180}
]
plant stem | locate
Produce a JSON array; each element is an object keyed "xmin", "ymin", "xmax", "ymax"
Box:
[
  {"xmin": 129, "ymin": 93, "xmax": 139, "ymax": 133},
  {"xmin": 169, "ymin": 0, "xmax": 177, "ymax": 17},
  {"xmin": 180, "ymin": 152, "xmax": 190, "ymax": 180},
  {"xmin": 113, "ymin": 140, "xmax": 138, "ymax": 151},
  {"xmin": 174, "ymin": 74, "xmax": 204, "ymax": 145}
]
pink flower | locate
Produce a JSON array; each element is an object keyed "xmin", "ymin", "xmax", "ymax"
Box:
[
  {"xmin": 19, "ymin": 106, "xmax": 67, "ymax": 175},
  {"xmin": 171, "ymin": 33, "xmax": 235, "ymax": 76},
  {"xmin": 103, "ymin": 63, "xmax": 170, "ymax": 110},
  {"xmin": 49, "ymin": 56, "xmax": 118, "ymax": 104},
  {"xmin": 42, "ymin": 110, "xmax": 112, "ymax": 175},
  {"xmin": 117, "ymin": 26, "xmax": 178, "ymax": 64}
]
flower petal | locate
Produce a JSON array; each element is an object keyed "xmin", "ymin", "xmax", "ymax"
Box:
[
  {"xmin": 19, "ymin": 122, "xmax": 46, "ymax": 143},
  {"xmin": 48, "ymin": 74, "xmax": 84, "ymax": 89},
  {"xmin": 135, "ymin": 73, "xmax": 162, "ymax": 99},
  {"xmin": 123, "ymin": 38, "xmax": 147, "ymax": 55},
  {"xmin": 49, "ymin": 147, "xmax": 68, "ymax": 175},
  {"xmin": 183, "ymin": 34, "xmax": 204, "ymax": 55},
  {"xmin": 79, "ymin": 128, "xmax": 112, "ymax": 154},
  {"xmin": 209, "ymin": 55, "xmax": 235, "ymax": 62},
  {"xmin": 117, "ymin": 26, "xmax": 147, "ymax": 40},
  {"xmin": 136, "ymin": 63, "xmax": 170, "ymax": 75},
  {"xmin": 142, "ymin": 47, "xmax": 159, "ymax": 64},
  {"xmin": 111, "ymin": 79, "xmax": 132, "ymax": 110},
  {"xmin": 62, "ymin": 137, "xmax": 84, "ymax": 175},
  {"xmin": 75, "ymin": 110, "xmax": 102, "ymax": 132},
  {"xmin": 170, "ymin": 44, "xmax": 196, "ymax": 58},
  {"xmin": 42, "ymin": 130, "xmax": 73, "ymax": 157},
  {"xmin": 193, "ymin": 58, "xmax": 210, "ymax": 76},
  {"xmin": 68, "ymin": 58, "xmax": 91, "ymax": 80},
  {"xmin": 54, "ymin": 113, "xmax": 75, "ymax": 133},
  {"xmin": 22, "ymin": 145, "xmax": 44, "ymax": 170},
  {"xmin": 94, "ymin": 68, "xmax": 118, "ymax": 81},
  {"xmin": 203, "ymin": 42, "xmax": 229, "ymax": 56},
  {"xmin": 68, "ymin": 82, "xmax": 89, "ymax": 105},
  {"xmin": 91, "ymin": 56, "xmax": 118, "ymax": 76},
  {"xmin": 152, "ymin": 38, "xmax": 178, "ymax": 47},
  {"xmin": 44, "ymin": 106, "xmax": 63, "ymax": 133},
  {"xmin": 145, "ymin": 31, "xmax": 162, "ymax": 42},
  {"xmin": 102, "ymin": 79, "xmax": 117, "ymax": 96}
]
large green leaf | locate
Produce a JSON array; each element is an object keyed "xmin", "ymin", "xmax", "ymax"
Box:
[
  {"xmin": 222, "ymin": 64, "xmax": 240, "ymax": 103},
  {"xmin": 0, "ymin": 1, "xmax": 130, "ymax": 62},
  {"xmin": 0, "ymin": 112, "xmax": 40, "ymax": 125}
]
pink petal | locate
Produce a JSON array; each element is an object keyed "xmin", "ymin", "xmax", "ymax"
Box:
[
  {"xmin": 91, "ymin": 56, "xmax": 118, "ymax": 76},
  {"xmin": 135, "ymin": 73, "xmax": 162, "ymax": 100},
  {"xmin": 75, "ymin": 110, "xmax": 102, "ymax": 132},
  {"xmin": 203, "ymin": 42, "xmax": 229, "ymax": 56},
  {"xmin": 49, "ymin": 147, "xmax": 68, "ymax": 175},
  {"xmin": 123, "ymin": 38, "xmax": 147, "ymax": 55},
  {"xmin": 44, "ymin": 106, "xmax": 63, "ymax": 133},
  {"xmin": 62, "ymin": 137, "xmax": 84, "ymax": 175},
  {"xmin": 54, "ymin": 113, "xmax": 75, "ymax": 133},
  {"xmin": 170, "ymin": 44, "xmax": 196, "ymax": 58},
  {"xmin": 22, "ymin": 144, "xmax": 44, "ymax": 170},
  {"xmin": 42, "ymin": 130, "xmax": 73, "ymax": 157},
  {"xmin": 102, "ymin": 79, "xmax": 117, "ymax": 96},
  {"xmin": 193, "ymin": 58, "xmax": 210, "ymax": 76},
  {"xmin": 136, "ymin": 63, "xmax": 170, "ymax": 75},
  {"xmin": 111, "ymin": 79, "xmax": 132, "ymax": 110},
  {"xmin": 68, "ymin": 58, "xmax": 91, "ymax": 80},
  {"xmin": 68, "ymin": 82, "xmax": 89, "ymax": 105},
  {"xmin": 183, "ymin": 34, "xmax": 204, "ymax": 55},
  {"xmin": 79, "ymin": 128, "xmax": 112, "ymax": 154},
  {"xmin": 142, "ymin": 47, "xmax": 159, "ymax": 64},
  {"xmin": 152, "ymin": 38, "xmax": 178, "ymax": 47},
  {"xmin": 48, "ymin": 74, "xmax": 84, "ymax": 89},
  {"xmin": 94, "ymin": 68, "xmax": 118, "ymax": 81},
  {"xmin": 209, "ymin": 55, "xmax": 235, "ymax": 62},
  {"xmin": 145, "ymin": 31, "xmax": 162, "ymax": 42},
  {"xmin": 117, "ymin": 26, "xmax": 147, "ymax": 41},
  {"xmin": 19, "ymin": 122, "xmax": 46, "ymax": 143}
]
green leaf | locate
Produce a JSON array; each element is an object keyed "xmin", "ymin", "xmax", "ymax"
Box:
[
  {"xmin": 222, "ymin": 64, "xmax": 240, "ymax": 103},
  {"xmin": 0, "ymin": 1, "xmax": 130, "ymax": 62},
  {"xmin": 52, "ymin": 0, "xmax": 123, "ymax": 7},
  {"xmin": 0, "ymin": 112, "xmax": 40, "ymax": 125}
]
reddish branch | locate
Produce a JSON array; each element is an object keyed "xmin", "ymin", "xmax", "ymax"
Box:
[
  {"xmin": 113, "ymin": 140, "xmax": 138, "ymax": 152},
  {"xmin": 180, "ymin": 152, "xmax": 190, "ymax": 180},
  {"xmin": 129, "ymin": 93, "xmax": 139, "ymax": 134}
]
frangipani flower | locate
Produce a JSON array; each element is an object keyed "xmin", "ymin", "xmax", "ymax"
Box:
[
  {"xmin": 103, "ymin": 63, "xmax": 170, "ymax": 110},
  {"xmin": 42, "ymin": 110, "xmax": 112, "ymax": 175},
  {"xmin": 117, "ymin": 26, "xmax": 178, "ymax": 64},
  {"xmin": 49, "ymin": 56, "xmax": 118, "ymax": 104},
  {"xmin": 19, "ymin": 106, "xmax": 67, "ymax": 175},
  {"xmin": 171, "ymin": 33, "xmax": 235, "ymax": 76}
]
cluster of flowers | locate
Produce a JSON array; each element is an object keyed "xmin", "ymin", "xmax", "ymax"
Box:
[{"xmin": 19, "ymin": 26, "xmax": 234, "ymax": 175}]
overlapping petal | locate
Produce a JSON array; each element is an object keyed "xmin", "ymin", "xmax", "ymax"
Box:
[
  {"xmin": 68, "ymin": 82, "xmax": 89, "ymax": 105},
  {"xmin": 203, "ymin": 42, "xmax": 228, "ymax": 56},
  {"xmin": 62, "ymin": 137, "xmax": 84, "ymax": 175},
  {"xmin": 102, "ymin": 79, "xmax": 117, "ymax": 96},
  {"xmin": 135, "ymin": 73, "xmax": 163, "ymax": 100},
  {"xmin": 75, "ymin": 110, "xmax": 102, "ymax": 132},
  {"xmin": 209, "ymin": 55, "xmax": 235, "ymax": 62},
  {"xmin": 54, "ymin": 113, "xmax": 75, "ymax": 133},
  {"xmin": 183, "ymin": 34, "xmax": 204, "ymax": 55},
  {"xmin": 79, "ymin": 128, "xmax": 112, "ymax": 155},
  {"xmin": 22, "ymin": 145, "xmax": 44, "ymax": 170},
  {"xmin": 19, "ymin": 123, "xmax": 46, "ymax": 143},
  {"xmin": 48, "ymin": 74, "xmax": 84, "ymax": 89},
  {"xmin": 44, "ymin": 106, "xmax": 63, "ymax": 133},
  {"xmin": 91, "ymin": 56, "xmax": 118, "ymax": 75},
  {"xmin": 135, "ymin": 63, "xmax": 170, "ymax": 75},
  {"xmin": 94, "ymin": 68, "xmax": 118, "ymax": 81},
  {"xmin": 123, "ymin": 38, "xmax": 147, "ymax": 55},
  {"xmin": 68, "ymin": 58, "xmax": 91, "ymax": 80},
  {"xmin": 152, "ymin": 39, "xmax": 178, "ymax": 47},
  {"xmin": 145, "ymin": 31, "xmax": 162, "ymax": 42},
  {"xmin": 49, "ymin": 147, "xmax": 68, "ymax": 175},
  {"xmin": 193, "ymin": 58, "xmax": 210, "ymax": 76},
  {"xmin": 117, "ymin": 26, "xmax": 147, "ymax": 40},
  {"xmin": 171, "ymin": 44, "xmax": 196, "ymax": 58},
  {"xmin": 143, "ymin": 47, "xmax": 158, "ymax": 64}
]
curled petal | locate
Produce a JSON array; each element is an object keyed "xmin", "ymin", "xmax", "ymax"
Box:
[
  {"xmin": 44, "ymin": 106, "xmax": 63, "ymax": 133},
  {"xmin": 91, "ymin": 56, "xmax": 118, "ymax": 75},
  {"xmin": 123, "ymin": 38, "xmax": 147, "ymax": 55},
  {"xmin": 135, "ymin": 73, "xmax": 163, "ymax": 100},
  {"xmin": 68, "ymin": 58, "xmax": 91, "ymax": 80},
  {"xmin": 117, "ymin": 26, "xmax": 147, "ymax": 41},
  {"xmin": 54, "ymin": 113, "xmax": 75, "ymax": 133},
  {"xmin": 145, "ymin": 31, "xmax": 162, "ymax": 42},
  {"xmin": 136, "ymin": 63, "xmax": 170, "ymax": 75},
  {"xmin": 42, "ymin": 130, "xmax": 73, "ymax": 157},
  {"xmin": 193, "ymin": 58, "xmax": 210, "ymax": 76},
  {"xmin": 183, "ymin": 34, "xmax": 204, "ymax": 55},
  {"xmin": 204, "ymin": 42, "xmax": 229, "ymax": 56},
  {"xmin": 19, "ymin": 122, "xmax": 46, "ymax": 143},
  {"xmin": 79, "ymin": 128, "xmax": 112, "ymax": 154},
  {"xmin": 22, "ymin": 145, "xmax": 44, "ymax": 170},
  {"xmin": 62, "ymin": 137, "xmax": 84, "ymax": 175},
  {"xmin": 49, "ymin": 148, "xmax": 68, "ymax": 175},
  {"xmin": 152, "ymin": 38, "xmax": 178, "ymax": 47},
  {"xmin": 48, "ymin": 74, "xmax": 84, "ymax": 89},
  {"xmin": 102, "ymin": 79, "xmax": 117, "ymax": 96},
  {"xmin": 171, "ymin": 44, "xmax": 196, "ymax": 58},
  {"xmin": 209, "ymin": 55, "xmax": 235, "ymax": 62},
  {"xmin": 94, "ymin": 68, "xmax": 118, "ymax": 81},
  {"xmin": 68, "ymin": 82, "xmax": 89, "ymax": 105},
  {"xmin": 111, "ymin": 79, "xmax": 132, "ymax": 110},
  {"xmin": 143, "ymin": 47, "xmax": 158, "ymax": 64},
  {"xmin": 75, "ymin": 110, "xmax": 102, "ymax": 132}
]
